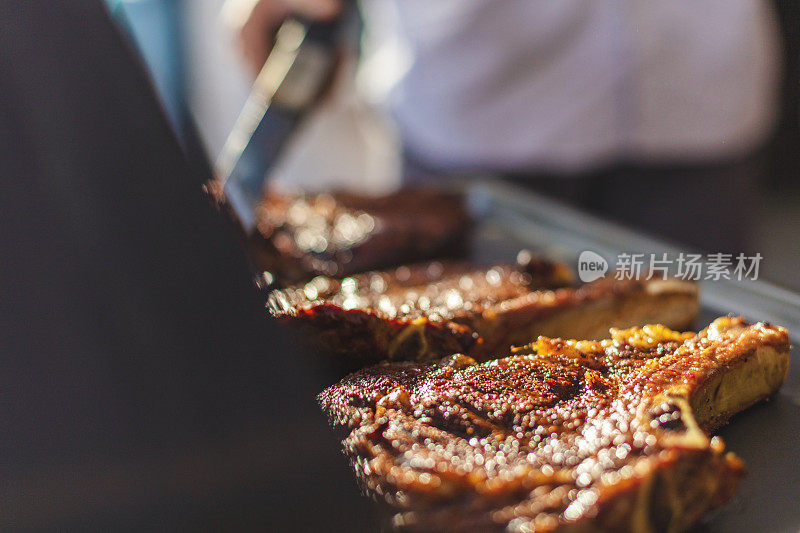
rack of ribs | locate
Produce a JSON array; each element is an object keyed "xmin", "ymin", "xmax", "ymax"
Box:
[
  {"xmin": 319, "ymin": 317, "xmax": 790, "ymax": 532},
  {"xmin": 268, "ymin": 257, "xmax": 698, "ymax": 372}
]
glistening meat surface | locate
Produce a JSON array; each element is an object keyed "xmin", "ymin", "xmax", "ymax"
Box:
[
  {"xmin": 319, "ymin": 317, "xmax": 790, "ymax": 532},
  {"xmin": 270, "ymin": 258, "xmax": 697, "ymax": 372}
]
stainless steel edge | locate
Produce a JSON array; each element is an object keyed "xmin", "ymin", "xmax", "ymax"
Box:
[{"xmin": 468, "ymin": 179, "xmax": 800, "ymax": 336}]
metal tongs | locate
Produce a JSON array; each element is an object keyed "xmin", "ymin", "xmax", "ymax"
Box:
[{"xmin": 216, "ymin": 7, "xmax": 352, "ymax": 232}]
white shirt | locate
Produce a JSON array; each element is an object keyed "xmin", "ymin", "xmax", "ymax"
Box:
[{"xmin": 358, "ymin": 0, "xmax": 780, "ymax": 173}]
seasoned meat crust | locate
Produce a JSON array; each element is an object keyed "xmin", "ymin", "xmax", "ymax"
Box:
[
  {"xmin": 248, "ymin": 188, "xmax": 471, "ymax": 283},
  {"xmin": 268, "ymin": 258, "xmax": 698, "ymax": 371},
  {"xmin": 268, "ymin": 257, "xmax": 572, "ymax": 370},
  {"xmin": 318, "ymin": 317, "xmax": 790, "ymax": 532}
]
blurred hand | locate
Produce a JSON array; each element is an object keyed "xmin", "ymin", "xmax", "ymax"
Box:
[{"xmin": 223, "ymin": 0, "xmax": 341, "ymax": 76}]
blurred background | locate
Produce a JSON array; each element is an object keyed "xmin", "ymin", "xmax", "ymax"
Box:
[{"xmin": 117, "ymin": 0, "xmax": 799, "ymax": 289}]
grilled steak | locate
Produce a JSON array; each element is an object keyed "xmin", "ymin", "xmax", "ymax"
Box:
[
  {"xmin": 245, "ymin": 188, "xmax": 471, "ymax": 283},
  {"xmin": 268, "ymin": 258, "xmax": 698, "ymax": 371},
  {"xmin": 319, "ymin": 317, "xmax": 790, "ymax": 532}
]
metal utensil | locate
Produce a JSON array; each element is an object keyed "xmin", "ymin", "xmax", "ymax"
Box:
[{"xmin": 216, "ymin": 15, "xmax": 345, "ymax": 232}]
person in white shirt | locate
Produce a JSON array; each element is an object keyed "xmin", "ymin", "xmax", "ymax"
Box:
[{"xmin": 225, "ymin": 0, "xmax": 781, "ymax": 252}]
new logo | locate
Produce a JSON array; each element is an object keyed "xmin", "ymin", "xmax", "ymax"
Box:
[{"xmin": 577, "ymin": 250, "xmax": 608, "ymax": 282}]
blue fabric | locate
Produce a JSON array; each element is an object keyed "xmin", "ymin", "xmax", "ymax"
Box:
[{"xmin": 107, "ymin": 0, "xmax": 186, "ymax": 137}]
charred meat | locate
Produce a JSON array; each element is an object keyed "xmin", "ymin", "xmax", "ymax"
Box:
[
  {"xmin": 319, "ymin": 317, "xmax": 790, "ymax": 532},
  {"xmin": 249, "ymin": 188, "xmax": 471, "ymax": 283},
  {"xmin": 268, "ymin": 257, "xmax": 697, "ymax": 371}
]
